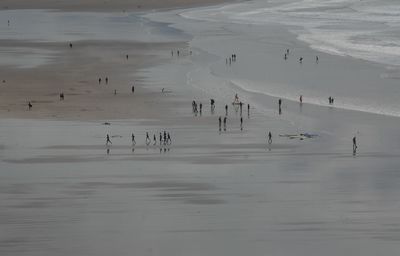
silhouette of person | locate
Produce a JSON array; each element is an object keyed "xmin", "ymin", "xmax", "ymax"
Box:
[
  {"xmin": 106, "ymin": 134, "xmax": 112, "ymax": 145},
  {"xmin": 225, "ymin": 104, "xmax": 228, "ymax": 116},
  {"xmin": 223, "ymin": 117, "xmax": 227, "ymax": 131},
  {"xmin": 353, "ymin": 136, "xmax": 357, "ymax": 152},
  {"xmin": 146, "ymin": 132, "xmax": 151, "ymax": 145},
  {"xmin": 132, "ymin": 133, "xmax": 136, "ymax": 145},
  {"xmin": 268, "ymin": 131, "xmax": 272, "ymax": 144}
]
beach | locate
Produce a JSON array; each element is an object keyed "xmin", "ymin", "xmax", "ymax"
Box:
[{"xmin": 2, "ymin": 0, "xmax": 400, "ymax": 255}]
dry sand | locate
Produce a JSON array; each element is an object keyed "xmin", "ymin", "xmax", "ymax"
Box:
[{"xmin": 0, "ymin": 40, "xmax": 186, "ymax": 120}]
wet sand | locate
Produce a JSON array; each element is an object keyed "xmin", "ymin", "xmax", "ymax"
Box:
[
  {"xmin": 0, "ymin": 0, "xmax": 236, "ymax": 12},
  {"xmin": 1, "ymin": 1, "xmax": 400, "ymax": 256}
]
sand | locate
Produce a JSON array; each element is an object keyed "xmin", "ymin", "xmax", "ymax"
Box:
[
  {"xmin": 1, "ymin": 1, "xmax": 400, "ymax": 256},
  {"xmin": 0, "ymin": 0, "xmax": 236, "ymax": 11},
  {"xmin": 0, "ymin": 40, "xmax": 188, "ymax": 120}
]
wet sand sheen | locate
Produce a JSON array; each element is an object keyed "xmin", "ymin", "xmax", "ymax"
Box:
[{"xmin": 1, "ymin": 2, "xmax": 400, "ymax": 256}]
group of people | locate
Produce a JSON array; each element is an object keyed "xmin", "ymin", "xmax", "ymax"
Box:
[
  {"xmin": 145, "ymin": 131, "xmax": 172, "ymax": 146},
  {"xmin": 98, "ymin": 77, "xmax": 109, "ymax": 85},
  {"xmin": 106, "ymin": 131, "xmax": 172, "ymax": 146},
  {"xmin": 192, "ymin": 100, "xmax": 203, "ymax": 115},
  {"xmin": 226, "ymin": 53, "xmax": 237, "ymax": 66},
  {"xmin": 171, "ymin": 49, "xmax": 192, "ymax": 57},
  {"xmin": 283, "ymin": 48, "xmax": 319, "ymax": 64}
]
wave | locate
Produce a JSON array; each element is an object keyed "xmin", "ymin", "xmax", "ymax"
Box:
[
  {"xmin": 180, "ymin": 0, "xmax": 400, "ymax": 67},
  {"xmin": 227, "ymin": 78, "xmax": 400, "ymax": 118}
]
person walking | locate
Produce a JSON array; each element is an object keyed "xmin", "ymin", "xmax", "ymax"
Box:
[
  {"xmin": 223, "ymin": 117, "xmax": 227, "ymax": 131},
  {"xmin": 353, "ymin": 136, "xmax": 357, "ymax": 152},
  {"xmin": 146, "ymin": 132, "xmax": 151, "ymax": 145},
  {"xmin": 131, "ymin": 133, "xmax": 136, "ymax": 145},
  {"xmin": 268, "ymin": 131, "xmax": 272, "ymax": 144},
  {"xmin": 106, "ymin": 134, "xmax": 112, "ymax": 145}
]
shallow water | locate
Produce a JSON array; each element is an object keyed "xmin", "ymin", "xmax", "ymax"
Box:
[
  {"xmin": 0, "ymin": 9, "xmax": 188, "ymax": 68},
  {"xmin": 1, "ymin": 118, "xmax": 400, "ymax": 256},
  {"xmin": 147, "ymin": 1, "xmax": 400, "ymax": 118}
]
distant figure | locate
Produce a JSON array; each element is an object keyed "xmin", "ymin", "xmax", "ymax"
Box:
[
  {"xmin": 240, "ymin": 117, "xmax": 243, "ymax": 131},
  {"xmin": 28, "ymin": 102, "xmax": 32, "ymax": 110},
  {"xmin": 162, "ymin": 88, "xmax": 164, "ymax": 93},
  {"xmin": 98, "ymin": 78, "xmax": 102, "ymax": 84},
  {"xmin": 247, "ymin": 104, "xmax": 250, "ymax": 115},
  {"xmin": 69, "ymin": 43, "xmax": 72, "ymax": 48},
  {"xmin": 132, "ymin": 85, "xmax": 135, "ymax": 93},
  {"xmin": 268, "ymin": 131, "xmax": 272, "ymax": 144},
  {"xmin": 299, "ymin": 95, "xmax": 303, "ymax": 104},
  {"xmin": 8, "ymin": 20, "xmax": 10, "ymax": 26},
  {"xmin": 284, "ymin": 53, "xmax": 287, "ymax": 60},
  {"xmin": 167, "ymin": 133, "xmax": 171, "ymax": 145},
  {"xmin": 199, "ymin": 103, "xmax": 202, "ymax": 114},
  {"xmin": 299, "ymin": 57, "xmax": 303, "ymax": 63},
  {"xmin": 234, "ymin": 93, "xmax": 239, "ymax": 102},
  {"xmin": 286, "ymin": 49, "xmax": 289, "ymax": 55},
  {"xmin": 223, "ymin": 117, "xmax": 227, "ymax": 131},
  {"xmin": 177, "ymin": 50, "xmax": 180, "ymax": 57},
  {"xmin": 225, "ymin": 104, "xmax": 228, "ymax": 116},
  {"xmin": 218, "ymin": 116, "xmax": 222, "ymax": 131},
  {"xmin": 239, "ymin": 102, "xmax": 243, "ymax": 115},
  {"xmin": 105, "ymin": 77, "xmax": 108, "ymax": 84},
  {"xmin": 192, "ymin": 100, "xmax": 196, "ymax": 112},
  {"xmin": 146, "ymin": 132, "xmax": 151, "ymax": 145},
  {"xmin": 106, "ymin": 134, "xmax": 112, "ymax": 145},
  {"xmin": 353, "ymin": 136, "xmax": 357, "ymax": 152},
  {"xmin": 153, "ymin": 134, "xmax": 157, "ymax": 145},
  {"xmin": 60, "ymin": 93, "xmax": 64, "ymax": 101},
  {"xmin": 132, "ymin": 133, "xmax": 136, "ymax": 145},
  {"xmin": 164, "ymin": 131, "xmax": 167, "ymax": 145},
  {"xmin": 160, "ymin": 133, "xmax": 162, "ymax": 145},
  {"xmin": 114, "ymin": 89, "xmax": 117, "ymax": 95},
  {"xmin": 316, "ymin": 56, "xmax": 319, "ymax": 63},
  {"xmin": 126, "ymin": 54, "xmax": 129, "ymax": 60},
  {"xmin": 278, "ymin": 98, "xmax": 282, "ymax": 109}
]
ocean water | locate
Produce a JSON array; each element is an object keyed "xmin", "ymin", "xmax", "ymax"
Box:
[
  {"xmin": 181, "ymin": 0, "xmax": 400, "ymax": 66},
  {"xmin": 147, "ymin": 0, "xmax": 400, "ymax": 118}
]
